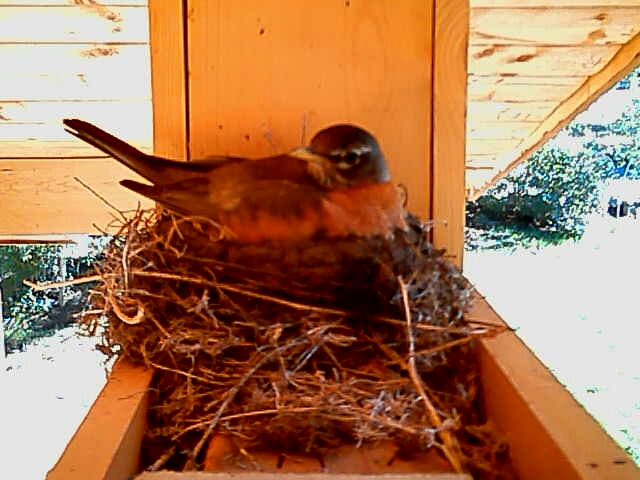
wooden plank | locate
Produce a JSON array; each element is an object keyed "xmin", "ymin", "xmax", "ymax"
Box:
[
  {"xmin": 46, "ymin": 361, "xmax": 153, "ymax": 480},
  {"xmin": 467, "ymin": 138, "xmax": 522, "ymax": 155},
  {"xmin": 469, "ymin": 74, "xmax": 578, "ymax": 84},
  {"xmin": 4, "ymin": 1, "xmax": 146, "ymax": 5},
  {"xmin": 0, "ymin": 139, "xmax": 152, "ymax": 158},
  {"xmin": 0, "ymin": 6, "xmax": 148, "ymax": 44},
  {"xmin": 187, "ymin": 0, "xmax": 432, "ymax": 219},
  {"xmin": 0, "ymin": 100, "xmax": 151, "ymax": 142},
  {"xmin": 0, "ymin": 68, "xmax": 150, "ymax": 101},
  {"xmin": 468, "ymin": 79, "xmax": 575, "ymax": 102},
  {"xmin": 471, "ymin": 7, "xmax": 640, "ymax": 46},
  {"xmin": 471, "ymin": 1, "xmax": 640, "ymax": 7},
  {"xmin": 469, "ymin": 45, "xmax": 619, "ymax": 76},
  {"xmin": 432, "ymin": 0, "xmax": 468, "ymax": 269},
  {"xmin": 472, "ymin": 295, "xmax": 638, "ymax": 480},
  {"xmin": 0, "ymin": 44, "xmax": 150, "ymax": 81},
  {"xmin": 0, "ymin": 158, "xmax": 152, "ymax": 234},
  {"xmin": 467, "ymin": 121, "xmax": 538, "ymax": 139},
  {"xmin": 467, "ymin": 100, "xmax": 557, "ymax": 122},
  {"xmin": 148, "ymin": 0, "xmax": 187, "ymax": 160},
  {"xmin": 0, "ymin": 122, "xmax": 150, "ymax": 143},
  {"xmin": 466, "ymin": 153, "xmax": 498, "ymax": 166},
  {"xmin": 469, "ymin": 31, "xmax": 640, "ymax": 197}
]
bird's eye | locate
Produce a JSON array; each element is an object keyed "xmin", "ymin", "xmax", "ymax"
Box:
[{"xmin": 344, "ymin": 152, "xmax": 360, "ymax": 165}]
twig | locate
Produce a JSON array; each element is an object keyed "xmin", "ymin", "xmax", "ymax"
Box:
[
  {"xmin": 74, "ymin": 176, "xmax": 127, "ymax": 222},
  {"xmin": 398, "ymin": 275, "xmax": 463, "ymax": 473},
  {"xmin": 146, "ymin": 445, "xmax": 176, "ymax": 472},
  {"xmin": 130, "ymin": 270, "xmax": 466, "ymax": 333},
  {"xmin": 185, "ymin": 342, "xmax": 299, "ymax": 469},
  {"xmin": 23, "ymin": 275, "xmax": 105, "ymax": 290}
]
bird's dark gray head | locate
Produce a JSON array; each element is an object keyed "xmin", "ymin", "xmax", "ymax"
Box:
[{"xmin": 309, "ymin": 124, "xmax": 390, "ymax": 185}]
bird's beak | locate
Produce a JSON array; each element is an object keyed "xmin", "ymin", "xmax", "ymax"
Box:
[
  {"xmin": 290, "ymin": 147, "xmax": 348, "ymax": 188},
  {"xmin": 289, "ymin": 146, "xmax": 327, "ymax": 163}
]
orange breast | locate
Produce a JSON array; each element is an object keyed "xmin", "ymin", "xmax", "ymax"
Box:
[{"xmin": 216, "ymin": 182, "xmax": 407, "ymax": 243}]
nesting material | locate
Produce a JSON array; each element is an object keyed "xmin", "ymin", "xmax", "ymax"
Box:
[{"xmin": 81, "ymin": 209, "xmax": 514, "ymax": 479}]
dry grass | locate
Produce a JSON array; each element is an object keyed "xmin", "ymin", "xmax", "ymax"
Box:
[{"xmin": 79, "ymin": 208, "xmax": 513, "ymax": 477}]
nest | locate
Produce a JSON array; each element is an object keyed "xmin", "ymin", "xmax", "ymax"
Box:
[{"xmin": 80, "ymin": 209, "xmax": 516, "ymax": 479}]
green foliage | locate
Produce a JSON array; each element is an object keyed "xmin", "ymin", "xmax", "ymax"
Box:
[
  {"xmin": 467, "ymin": 68, "xmax": 640, "ymax": 251},
  {"xmin": 1, "ymin": 237, "xmax": 108, "ymax": 352}
]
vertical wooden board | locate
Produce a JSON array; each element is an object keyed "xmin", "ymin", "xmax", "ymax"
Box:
[
  {"xmin": 432, "ymin": 0, "xmax": 468, "ymax": 268},
  {"xmin": 148, "ymin": 0, "xmax": 187, "ymax": 160},
  {"xmin": 186, "ymin": 0, "xmax": 433, "ymax": 218}
]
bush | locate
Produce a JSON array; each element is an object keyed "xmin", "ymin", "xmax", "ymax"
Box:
[{"xmin": 466, "ymin": 69, "xmax": 640, "ymax": 250}]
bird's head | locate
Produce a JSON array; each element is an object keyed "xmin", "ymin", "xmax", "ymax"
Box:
[{"xmin": 307, "ymin": 124, "xmax": 391, "ymax": 185}]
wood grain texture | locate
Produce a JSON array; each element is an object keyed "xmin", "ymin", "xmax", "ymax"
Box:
[
  {"xmin": 471, "ymin": 0, "xmax": 640, "ymax": 7},
  {"xmin": 469, "ymin": 44, "xmax": 619, "ymax": 76},
  {"xmin": 0, "ymin": 64, "xmax": 150, "ymax": 101},
  {"xmin": 0, "ymin": 158, "xmax": 152, "ymax": 234},
  {"xmin": 432, "ymin": 0, "xmax": 469, "ymax": 268},
  {"xmin": 467, "ymin": 100, "xmax": 557, "ymax": 123},
  {"xmin": 471, "ymin": 7, "xmax": 640, "ymax": 46},
  {"xmin": 4, "ymin": 1, "xmax": 146, "ymax": 5},
  {"xmin": 0, "ymin": 100, "xmax": 151, "ymax": 141},
  {"xmin": 467, "ymin": 121, "xmax": 538, "ymax": 139},
  {"xmin": 470, "ymin": 30, "xmax": 640, "ymax": 198},
  {"xmin": 467, "ymin": 138, "xmax": 522, "ymax": 156},
  {"xmin": 186, "ymin": 0, "xmax": 432, "ymax": 218},
  {"xmin": 468, "ymin": 77, "xmax": 579, "ymax": 103},
  {"xmin": 0, "ymin": 6, "xmax": 148, "ymax": 43},
  {"xmin": 148, "ymin": 0, "xmax": 187, "ymax": 160},
  {"xmin": 0, "ymin": 44, "xmax": 149, "ymax": 79}
]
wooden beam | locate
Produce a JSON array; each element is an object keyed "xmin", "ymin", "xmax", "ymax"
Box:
[
  {"xmin": 432, "ymin": 0, "xmax": 469, "ymax": 269},
  {"xmin": 148, "ymin": 0, "xmax": 188, "ymax": 160},
  {"xmin": 470, "ymin": 31, "xmax": 640, "ymax": 199}
]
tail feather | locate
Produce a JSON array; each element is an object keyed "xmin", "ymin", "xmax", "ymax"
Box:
[
  {"xmin": 63, "ymin": 119, "xmax": 165, "ymax": 180},
  {"xmin": 63, "ymin": 118, "xmax": 242, "ymax": 184},
  {"xmin": 120, "ymin": 179, "xmax": 190, "ymax": 215}
]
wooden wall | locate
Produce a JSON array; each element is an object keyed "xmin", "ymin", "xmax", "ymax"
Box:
[
  {"xmin": 0, "ymin": 1, "xmax": 153, "ymax": 234},
  {"xmin": 0, "ymin": 0, "xmax": 468, "ymax": 266}
]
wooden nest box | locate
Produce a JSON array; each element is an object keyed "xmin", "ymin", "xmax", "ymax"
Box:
[{"xmin": 42, "ymin": 1, "xmax": 637, "ymax": 480}]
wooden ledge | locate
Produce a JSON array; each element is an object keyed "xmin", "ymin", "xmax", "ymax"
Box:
[
  {"xmin": 46, "ymin": 360, "xmax": 153, "ymax": 480},
  {"xmin": 46, "ymin": 297, "xmax": 639, "ymax": 480},
  {"xmin": 474, "ymin": 295, "xmax": 638, "ymax": 480}
]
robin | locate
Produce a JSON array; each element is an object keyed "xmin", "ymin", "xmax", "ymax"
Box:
[{"xmin": 63, "ymin": 119, "xmax": 407, "ymax": 242}]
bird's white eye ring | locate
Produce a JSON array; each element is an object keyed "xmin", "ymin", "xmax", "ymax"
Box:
[{"xmin": 337, "ymin": 153, "xmax": 360, "ymax": 169}]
